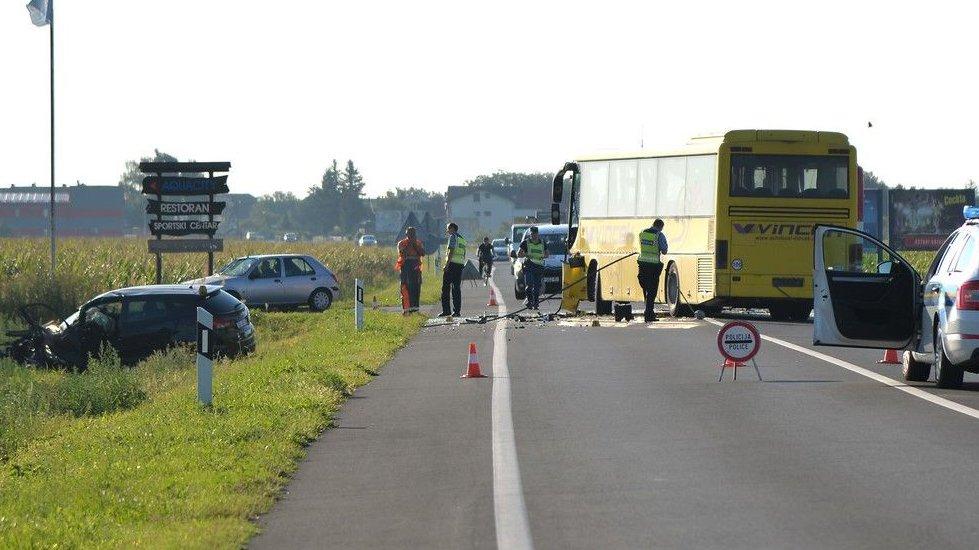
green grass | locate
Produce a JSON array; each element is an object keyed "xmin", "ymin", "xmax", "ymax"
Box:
[
  {"xmin": 0, "ymin": 307, "xmax": 426, "ymax": 548},
  {"xmin": 901, "ymin": 250, "xmax": 936, "ymax": 275}
]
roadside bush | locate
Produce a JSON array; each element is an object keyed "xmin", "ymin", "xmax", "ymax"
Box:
[{"xmin": 50, "ymin": 346, "xmax": 145, "ymax": 417}]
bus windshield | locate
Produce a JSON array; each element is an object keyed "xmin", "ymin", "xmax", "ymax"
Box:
[{"xmin": 730, "ymin": 154, "xmax": 848, "ymax": 199}]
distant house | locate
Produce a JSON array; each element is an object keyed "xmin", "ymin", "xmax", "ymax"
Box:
[
  {"xmin": 0, "ymin": 184, "xmax": 125, "ymax": 237},
  {"xmin": 444, "ymin": 186, "xmax": 550, "ymax": 238}
]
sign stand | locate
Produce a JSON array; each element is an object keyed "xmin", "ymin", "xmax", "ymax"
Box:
[
  {"xmin": 716, "ymin": 320, "xmax": 762, "ymax": 382},
  {"xmin": 196, "ymin": 306, "xmax": 213, "ymax": 406},
  {"xmin": 354, "ymin": 279, "xmax": 365, "ymax": 331}
]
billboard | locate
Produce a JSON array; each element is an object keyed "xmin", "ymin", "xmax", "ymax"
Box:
[
  {"xmin": 888, "ymin": 188, "xmax": 975, "ymax": 250},
  {"xmin": 862, "ymin": 188, "xmax": 883, "ymax": 240}
]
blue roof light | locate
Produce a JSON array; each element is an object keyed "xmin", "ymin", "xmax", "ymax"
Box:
[{"xmin": 965, "ymin": 205, "xmax": 979, "ymax": 220}]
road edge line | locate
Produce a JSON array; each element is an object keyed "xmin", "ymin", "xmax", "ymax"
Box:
[
  {"xmin": 705, "ymin": 318, "xmax": 979, "ymax": 421},
  {"xmin": 488, "ymin": 275, "xmax": 534, "ymax": 550}
]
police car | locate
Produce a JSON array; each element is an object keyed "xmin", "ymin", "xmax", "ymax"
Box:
[{"xmin": 813, "ymin": 206, "xmax": 979, "ymax": 388}]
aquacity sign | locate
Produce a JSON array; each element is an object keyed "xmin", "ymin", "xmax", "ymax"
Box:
[
  {"xmin": 145, "ymin": 199, "xmax": 226, "ymax": 216},
  {"xmin": 149, "ymin": 220, "xmax": 220, "ymax": 236},
  {"xmin": 142, "ymin": 175, "xmax": 229, "ymax": 196}
]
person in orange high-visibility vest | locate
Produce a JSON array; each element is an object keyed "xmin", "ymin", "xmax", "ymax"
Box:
[{"xmin": 397, "ymin": 226, "xmax": 426, "ymax": 314}]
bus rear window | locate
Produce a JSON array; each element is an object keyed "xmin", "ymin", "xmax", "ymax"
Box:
[{"xmin": 730, "ymin": 154, "xmax": 848, "ymax": 199}]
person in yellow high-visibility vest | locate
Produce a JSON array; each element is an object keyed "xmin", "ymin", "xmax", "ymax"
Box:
[
  {"xmin": 439, "ymin": 222, "xmax": 467, "ymax": 318},
  {"xmin": 518, "ymin": 226, "xmax": 549, "ymax": 310},
  {"xmin": 637, "ymin": 218, "xmax": 668, "ymax": 322}
]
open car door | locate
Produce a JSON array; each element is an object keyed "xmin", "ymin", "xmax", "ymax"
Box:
[{"xmin": 813, "ymin": 225, "xmax": 921, "ymax": 350}]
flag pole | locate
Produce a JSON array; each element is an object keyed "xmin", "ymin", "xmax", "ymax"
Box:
[{"xmin": 49, "ymin": 0, "xmax": 56, "ymax": 278}]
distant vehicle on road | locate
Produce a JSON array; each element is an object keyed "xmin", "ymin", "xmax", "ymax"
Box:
[
  {"xmin": 814, "ymin": 206, "xmax": 979, "ymax": 389},
  {"xmin": 1, "ymin": 285, "xmax": 255, "ymax": 369},
  {"xmin": 492, "ymin": 238, "xmax": 509, "ymax": 261},
  {"xmin": 186, "ymin": 254, "xmax": 340, "ymax": 311},
  {"xmin": 512, "ymin": 224, "xmax": 568, "ymax": 300},
  {"xmin": 283, "ymin": 232, "xmax": 300, "ymax": 242},
  {"xmin": 358, "ymin": 234, "xmax": 377, "ymax": 247},
  {"xmin": 245, "ymin": 231, "xmax": 268, "ymax": 241},
  {"xmin": 508, "ymin": 224, "xmax": 532, "ymax": 259}
]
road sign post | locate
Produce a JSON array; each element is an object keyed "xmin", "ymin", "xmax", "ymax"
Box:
[
  {"xmin": 355, "ymin": 279, "xmax": 365, "ymax": 331},
  {"xmin": 716, "ymin": 320, "xmax": 762, "ymax": 381},
  {"xmin": 197, "ymin": 306, "xmax": 214, "ymax": 406}
]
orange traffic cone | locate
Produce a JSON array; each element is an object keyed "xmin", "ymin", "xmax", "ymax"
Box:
[
  {"xmin": 878, "ymin": 349, "xmax": 901, "ymax": 364},
  {"xmin": 461, "ymin": 342, "xmax": 487, "ymax": 378},
  {"xmin": 487, "ymin": 288, "xmax": 498, "ymax": 307}
]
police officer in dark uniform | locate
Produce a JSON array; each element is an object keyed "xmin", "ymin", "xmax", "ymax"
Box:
[{"xmin": 637, "ymin": 219, "xmax": 668, "ymax": 322}]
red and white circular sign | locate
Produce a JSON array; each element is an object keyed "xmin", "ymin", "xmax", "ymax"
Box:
[{"xmin": 716, "ymin": 321, "xmax": 761, "ymax": 362}]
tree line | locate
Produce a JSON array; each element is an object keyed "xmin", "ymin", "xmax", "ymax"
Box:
[{"xmin": 119, "ymin": 152, "xmax": 555, "ymax": 239}]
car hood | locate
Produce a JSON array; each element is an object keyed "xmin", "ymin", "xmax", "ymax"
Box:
[{"xmin": 183, "ymin": 274, "xmax": 232, "ymax": 285}]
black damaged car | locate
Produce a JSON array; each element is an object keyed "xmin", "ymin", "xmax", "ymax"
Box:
[{"xmin": 2, "ymin": 285, "xmax": 256, "ymax": 369}]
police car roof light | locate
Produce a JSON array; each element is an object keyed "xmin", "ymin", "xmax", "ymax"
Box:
[{"xmin": 964, "ymin": 205, "xmax": 979, "ymax": 220}]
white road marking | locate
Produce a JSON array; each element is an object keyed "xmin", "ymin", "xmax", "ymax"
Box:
[
  {"xmin": 488, "ymin": 276, "xmax": 534, "ymax": 550},
  {"xmin": 705, "ymin": 319, "xmax": 979, "ymax": 421}
]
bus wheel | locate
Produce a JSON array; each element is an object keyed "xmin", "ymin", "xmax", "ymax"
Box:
[
  {"xmin": 665, "ymin": 263, "xmax": 691, "ymax": 317},
  {"xmin": 595, "ymin": 273, "xmax": 612, "ymax": 316}
]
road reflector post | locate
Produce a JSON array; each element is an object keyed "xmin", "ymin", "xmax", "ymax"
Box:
[
  {"xmin": 354, "ymin": 279, "xmax": 365, "ymax": 331},
  {"xmin": 716, "ymin": 320, "xmax": 762, "ymax": 382},
  {"xmin": 196, "ymin": 306, "xmax": 214, "ymax": 406}
]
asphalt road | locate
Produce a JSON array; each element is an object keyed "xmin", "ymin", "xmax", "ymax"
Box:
[{"xmin": 253, "ymin": 264, "xmax": 979, "ymax": 549}]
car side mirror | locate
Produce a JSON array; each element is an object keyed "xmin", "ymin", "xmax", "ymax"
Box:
[{"xmin": 877, "ymin": 261, "xmax": 893, "ymax": 275}]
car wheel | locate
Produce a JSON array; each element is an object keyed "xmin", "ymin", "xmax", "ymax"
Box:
[
  {"xmin": 902, "ymin": 351, "xmax": 930, "ymax": 382},
  {"xmin": 595, "ymin": 273, "xmax": 612, "ymax": 316},
  {"xmin": 666, "ymin": 263, "xmax": 691, "ymax": 317},
  {"xmin": 934, "ymin": 329, "xmax": 964, "ymax": 389},
  {"xmin": 309, "ymin": 288, "xmax": 333, "ymax": 312}
]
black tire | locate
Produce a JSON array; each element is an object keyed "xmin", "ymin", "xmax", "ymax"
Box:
[
  {"xmin": 935, "ymin": 329, "xmax": 964, "ymax": 388},
  {"xmin": 595, "ymin": 274, "xmax": 612, "ymax": 316},
  {"xmin": 665, "ymin": 263, "xmax": 691, "ymax": 317},
  {"xmin": 902, "ymin": 351, "xmax": 930, "ymax": 382},
  {"xmin": 308, "ymin": 288, "xmax": 333, "ymax": 312},
  {"xmin": 613, "ymin": 302, "xmax": 632, "ymax": 322}
]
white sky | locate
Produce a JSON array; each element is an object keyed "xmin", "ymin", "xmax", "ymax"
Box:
[{"xmin": 1, "ymin": 0, "xmax": 976, "ymax": 198}]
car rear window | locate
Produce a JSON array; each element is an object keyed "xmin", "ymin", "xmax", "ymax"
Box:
[{"xmin": 204, "ymin": 290, "xmax": 243, "ymax": 314}]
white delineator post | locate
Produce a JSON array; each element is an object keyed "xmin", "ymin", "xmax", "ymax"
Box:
[
  {"xmin": 354, "ymin": 278, "xmax": 365, "ymax": 331},
  {"xmin": 197, "ymin": 306, "xmax": 213, "ymax": 406}
]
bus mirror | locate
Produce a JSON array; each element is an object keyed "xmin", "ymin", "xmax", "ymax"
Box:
[
  {"xmin": 552, "ymin": 171, "xmax": 564, "ymax": 203},
  {"xmin": 552, "ymin": 161, "xmax": 578, "ymax": 203},
  {"xmin": 550, "ymin": 203, "xmax": 561, "ymax": 225}
]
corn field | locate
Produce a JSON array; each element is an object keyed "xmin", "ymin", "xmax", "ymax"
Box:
[{"xmin": 0, "ymin": 238, "xmax": 399, "ymax": 319}]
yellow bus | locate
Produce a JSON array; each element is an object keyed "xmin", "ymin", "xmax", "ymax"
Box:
[{"xmin": 549, "ymin": 129, "xmax": 862, "ymax": 321}]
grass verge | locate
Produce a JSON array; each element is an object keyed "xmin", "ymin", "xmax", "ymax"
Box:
[{"xmin": 0, "ymin": 307, "xmax": 425, "ymax": 548}]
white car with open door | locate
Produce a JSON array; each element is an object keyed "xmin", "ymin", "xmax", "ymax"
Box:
[{"xmin": 814, "ymin": 211, "xmax": 979, "ymax": 389}]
